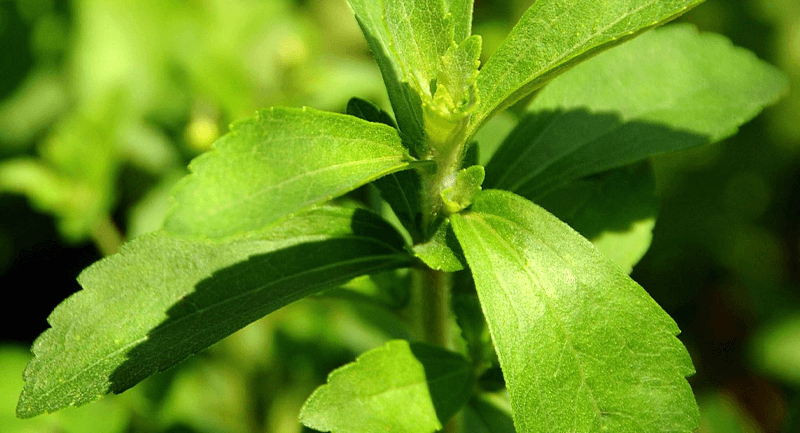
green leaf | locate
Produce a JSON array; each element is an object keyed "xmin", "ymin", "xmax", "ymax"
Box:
[
  {"xmin": 751, "ymin": 313, "xmax": 800, "ymax": 386},
  {"xmin": 445, "ymin": 0, "xmax": 474, "ymax": 43},
  {"xmin": 452, "ymin": 291, "xmax": 495, "ymax": 370},
  {"xmin": 485, "ymin": 24, "xmax": 790, "ymax": 197},
  {"xmin": 536, "ymin": 162, "xmax": 658, "ymax": 273},
  {"xmin": 468, "ymin": 0, "xmax": 705, "ymax": 137},
  {"xmin": 451, "ymin": 190, "xmax": 698, "ymax": 432},
  {"xmin": 163, "ymin": 107, "xmax": 417, "ymax": 239},
  {"xmin": 345, "ymin": 0, "xmax": 427, "ymax": 153},
  {"xmin": 1, "ymin": 346, "xmax": 130, "ymax": 433},
  {"xmin": 424, "ymin": 35, "xmax": 481, "ymax": 156},
  {"xmin": 373, "ymin": 170, "xmax": 424, "ymax": 242},
  {"xmin": 300, "ymin": 339, "xmax": 472, "ymax": 433},
  {"xmin": 17, "ymin": 206, "xmax": 413, "ymax": 418},
  {"xmin": 383, "ymin": 0, "xmax": 452, "ymax": 96},
  {"xmin": 323, "ymin": 271, "xmax": 411, "ymax": 311},
  {"xmin": 345, "ymin": 0, "xmax": 481, "ymax": 157},
  {"xmin": 413, "ymin": 219, "xmax": 465, "ymax": 272},
  {"xmin": 463, "ymin": 394, "xmax": 517, "ymax": 433},
  {"xmin": 442, "ymin": 165, "xmax": 485, "ymax": 215},
  {"xmin": 0, "ymin": 114, "xmax": 116, "ymax": 241}
]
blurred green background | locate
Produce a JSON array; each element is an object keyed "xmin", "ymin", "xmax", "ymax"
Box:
[{"xmin": 0, "ymin": 0, "xmax": 798, "ymax": 432}]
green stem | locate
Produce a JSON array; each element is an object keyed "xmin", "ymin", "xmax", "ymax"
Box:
[
  {"xmin": 91, "ymin": 215, "xmax": 123, "ymax": 257},
  {"xmin": 410, "ymin": 267, "xmax": 458, "ymax": 433},
  {"xmin": 422, "ymin": 268, "xmax": 452, "ymax": 349}
]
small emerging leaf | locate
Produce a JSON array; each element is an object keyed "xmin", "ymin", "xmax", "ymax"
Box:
[
  {"xmin": 451, "ymin": 190, "xmax": 699, "ymax": 432},
  {"xmin": 424, "ymin": 35, "xmax": 482, "ymax": 156},
  {"xmin": 164, "ymin": 106, "xmax": 416, "ymax": 239},
  {"xmin": 345, "ymin": 0, "xmax": 481, "ymax": 157},
  {"xmin": 442, "ymin": 165, "xmax": 485, "ymax": 215},
  {"xmin": 17, "ymin": 207, "xmax": 412, "ymax": 418},
  {"xmin": 300, "ymin": 339, "xmax": 472, "ymax": 433}
]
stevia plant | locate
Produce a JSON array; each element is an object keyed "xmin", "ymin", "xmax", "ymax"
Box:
[{"xmin": 16, "ymin": 0, "xmax": 788, "ymax": 431}]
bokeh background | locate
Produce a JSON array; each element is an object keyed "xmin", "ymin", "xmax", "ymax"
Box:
[{"xmin": 1, "ymin": 0, "xmax": 798, "ymax": 432}]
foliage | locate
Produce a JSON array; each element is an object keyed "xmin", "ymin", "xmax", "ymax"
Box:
[{"xmin": 2, "ymin": 0, "xmax": 791, "ymax": 431}]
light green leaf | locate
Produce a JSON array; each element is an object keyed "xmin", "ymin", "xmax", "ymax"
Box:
[
  {"xmin": 0, "ymin": 70, "xmax": 67, "ymax": 149},
  {"xmin": 696, "ymin": 392, "xmax": 762, "ymax": 433},
  {"xmin": 17, "ymin": 206, "xmax": 413, "ymax": 418},
  {"xmin": 445, "ymin": 0, "xmax": 474, "ymax": 43},
  {"xmin": 485, "ymin": 24, "xmax": 790, "ymax": 197},
  {"xmin": 383, "ymin": 0, "xmax": 452, "ymax": 97},
  {"xmin": 468, "ymin": 0, "xmax": 705, "ymax": 137},
  {"xmin": 163, "ymin": 107, "xmax": 417, "ymax": 239},
  {"xmin": 451, "ymin": 190, "xmax": 698, "ymax": 432},
  {"xmin": 345, "ymin": 0, "xmax": 427, "ymax": 153},
  {"xmin": 536, "ymin": 162, "xmax": 658, "ymax": 273},
  {"xmin": 299, "ymin": 339, "xmax": 472, "ymax": 433}
]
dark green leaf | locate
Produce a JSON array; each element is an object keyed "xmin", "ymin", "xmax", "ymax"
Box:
[
  {"xmin": 468, "ymin": 0, "xmax": 705, "ymax": 137},
  {"xmin": 346, "ymin": 97, "xmax": 425, "ymax": 242},
  {"xmin": 537, "ymin": 162, "xmax": 658, "ymax": 273},
  {"xmin": 346, "ymin": 97, "xmax": 397, "ymax": 128},
  {"xmin": 485, "ymin": 25, "xmax": 790, "ymax": 197},
  {"xmin": 463, "ymin": 394, "xmax": 516, "ymax": 433},
  {"xmin": 321, "ymin": 271, "xmax": 411, "ymax": 310},
  {"xmin": 163, "ymin": 107, "xmax": 417, "ymax": 239},
  {"xmin": 17, "ymin": 207, "xmax": 412, "ymax": 418},
  {"xmin": 373, "ymin": 171, "xmax": 424, "ymax": 242},
  {"xmin": 451, "ymin": 190, "xmax": 698, "ymax": 432},
  {"xmin": 299, "ymin": 339, "xmax": 472, "ymax": 433},
  {"xmin": 452, "ymin": 292, "xmax": 495, "ymax": 370}
]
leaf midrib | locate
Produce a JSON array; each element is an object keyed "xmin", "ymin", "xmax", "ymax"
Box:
[{"xmin": 204, "ymin": 157, "xmax": 408, "ymax": 219}]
